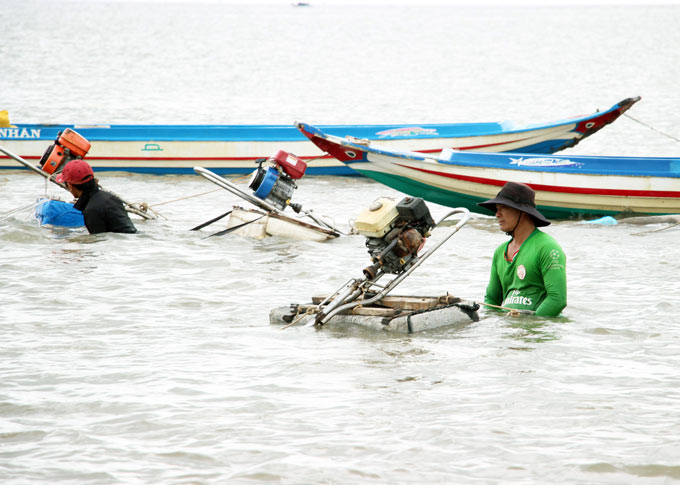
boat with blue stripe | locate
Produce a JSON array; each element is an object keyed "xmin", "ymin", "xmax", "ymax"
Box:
[
  {"xmin": 297, "ymin": 120, "xmax": 680, "ymax": 218},
  {"xmin": 0, "ymin": 97, "xmax": 639, "ymax": 175}
]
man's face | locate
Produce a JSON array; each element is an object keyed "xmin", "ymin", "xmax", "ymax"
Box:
[
  {"xmin": 65, "ymin": 182, "xmax": 82, "ymax": 198},
  {"xmin": 495, "ymin": 204, "xmax": 521, "ymax": 233}
]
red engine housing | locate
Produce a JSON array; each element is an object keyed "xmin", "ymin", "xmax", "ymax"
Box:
[{"xmin": 269, "ymin": 150, "xmax": 307, "ymax": 179}]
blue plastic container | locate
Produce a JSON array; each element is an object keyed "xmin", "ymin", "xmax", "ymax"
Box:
[{"xmin": 35, "ymin": 199, "xmax": 85, "ymax": 227}]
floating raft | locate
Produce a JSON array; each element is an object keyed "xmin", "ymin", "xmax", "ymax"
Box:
[
  {"xmin": 270, "ymin": 295, "xmax": 480, "ymax": 333},
  {"xmin": 226, "ymin": 206, "xmax": 339, "ymax": 241}
]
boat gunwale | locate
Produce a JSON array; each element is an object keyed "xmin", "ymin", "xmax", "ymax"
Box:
[
  {"xmin": 0, "ymin": 98, "xmax": 636, "ymax": 142},
  {"xmin": 302, "ymin": 124, "xmax": 680, "ymax": 179}
]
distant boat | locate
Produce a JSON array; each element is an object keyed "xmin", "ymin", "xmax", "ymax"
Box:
[
  {"xmin": 292, "ymin": 2, "xmax": 310, "ymax": 6},
  {"xmin": 0, "ymin": 97, "xmax": 639, "ymax": 176},
  {"xmin": 296, "ymin": 121, "xmax": 680, "ymax": 219}
]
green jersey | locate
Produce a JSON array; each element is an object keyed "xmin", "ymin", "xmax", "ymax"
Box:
[{"xmin": 485, "ymin": 229, "xmax": 567, "ymax": 317}]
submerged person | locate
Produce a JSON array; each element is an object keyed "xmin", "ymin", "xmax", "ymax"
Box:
[
  {"xmin": 56, "ymin": 160, "xmax": 137, "ymax": 234},
  {"xmin": 478, "ymin": 182, "xmax": 566, "ymax": 317}
]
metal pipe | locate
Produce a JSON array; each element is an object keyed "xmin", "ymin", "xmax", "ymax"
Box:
[
  {"xmin": 194, "ymin": 166, "xmax": 282, "ymax": 214},
  {"xmin": 317, "ymin": 208, "xmax": 470, "ymax": 325},
  {"xmin": 0, "ymin": 144, "xmax": 67, "ymax": 187},
  {"xmin": 0, "ymin": 143, "xmax": 155, "ymax": 220},
  {"xmin": 299, "ymin": 209, "xmax": 342, "ymax": 233},
  {"xmin": 194, "ymin": 166, "xmax": 343, "ymax": 235}
]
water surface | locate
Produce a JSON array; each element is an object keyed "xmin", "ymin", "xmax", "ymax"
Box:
[{"xmin": 2, "ymin": 2, "xmax": 680, "ymax": 483}]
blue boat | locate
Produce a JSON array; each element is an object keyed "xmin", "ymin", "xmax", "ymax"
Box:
[
  {"xmin": 0, "ymin": 97, "xmax": 639, "ymax": 175},
  {"xmin": 297, "ymin": 120, "xmax": 680, "ymax": 218}
]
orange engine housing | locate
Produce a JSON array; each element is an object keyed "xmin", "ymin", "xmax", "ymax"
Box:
[
  {"xmin": 58, "ymin": 128, "xmax": 91, "ymax": 157},
  {"xmin": 39, "ymin": 128, "xmax": 91, "ymax": 175},
  {"xmin": 41, "ymin": 145, "xmax": 66, "ymax": 175}
]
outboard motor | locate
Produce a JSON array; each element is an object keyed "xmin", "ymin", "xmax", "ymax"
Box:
[
  {"xmin": 39, "ymin": 128, "xmax": 91, "ymax": 175},
  {"xmin": 355, "ymin": 196, "xmax": 435, "ymax": 280},
  {"xmin": 248, "ymin": 150, "xmax": 307, "ymax": 212},
  {"xmin": 307, "ymin": 198, "xmax": 469, "ymax": 327}
]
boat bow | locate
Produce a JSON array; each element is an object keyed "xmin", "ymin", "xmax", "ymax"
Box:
[{"xmin": 296, "ymin": 119, "xmax": 680, "ymax": 219}]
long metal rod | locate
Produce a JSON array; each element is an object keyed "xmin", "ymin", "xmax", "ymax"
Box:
[
  {"xmin": 316, "ymin": 208, "xmax": 470, "ymax": 325},
  {"xmin": 373, "ymin": 208, "xmax": 471, "ymax": 292},
  {"xmin": 194, "ymin": 166, "xmax": 283, "ymax": 214},
  {"xmin": 0, "ymin": 143, "xmax": 155, "ymax": 220},
  {"xmin": 194, "ymin": 166, "xmax": 342, "ymax": 235},
  {"xmin": 298, "ymin": 210, "xmax": 340, "ymax": 232},
  {"xmin": 310, "ymin": 272, "xmax": 386, "ymax": 326},
  {"xmin": 0, "ymin": 144, "xmax": 63, "ymax": 184}
]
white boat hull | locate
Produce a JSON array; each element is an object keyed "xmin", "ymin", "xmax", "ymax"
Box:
[
  {"xmin": 226, "ymin": 207, "xmax": 338, "ymax": 241},
  {"xmin": 297, "ymin": 122, "xmax": 680, "ymax": 218},
  {"xmin": 0, "ymin": 97, "xmax": 640, "ymax": 175}
]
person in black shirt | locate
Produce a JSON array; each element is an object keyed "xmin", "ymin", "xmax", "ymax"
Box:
[{"xmin": 56, "ymin": 160, "xmax": 137, "ymax": 234}]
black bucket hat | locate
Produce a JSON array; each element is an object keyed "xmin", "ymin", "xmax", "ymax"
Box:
[{"xmin": 478, "ymin": 182, "xmax": 551, "ymax": 227}]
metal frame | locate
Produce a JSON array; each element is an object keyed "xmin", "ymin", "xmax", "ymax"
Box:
[
  {"xmin": 312, "ymin": 208, "xmax": 470, "ymax": 325},
  {"xmin": 194, "ymin": 166, "xmax": 342, "ymax": 233}
]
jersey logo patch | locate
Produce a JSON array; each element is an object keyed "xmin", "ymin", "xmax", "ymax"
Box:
[{"xmin": 517, "ymin": 264, "xmax": 526, "ymax": 280}]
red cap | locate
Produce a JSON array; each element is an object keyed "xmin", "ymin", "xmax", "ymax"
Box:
[{"xmin": 56, "ymin": 160, "xmax": 94, "ymax": 184}]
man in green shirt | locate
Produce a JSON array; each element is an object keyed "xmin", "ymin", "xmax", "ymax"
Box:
[{"xmin": 478, "ymin": 182, "xmax": 567, "ymax": 317}]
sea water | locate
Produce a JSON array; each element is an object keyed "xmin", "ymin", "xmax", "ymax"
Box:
[{"xmin": 1, "ymin": 2, "xmax": 680, "ymax": 483}]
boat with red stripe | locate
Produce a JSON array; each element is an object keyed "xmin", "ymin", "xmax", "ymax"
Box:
[
  {"xmin": 0, "ymin": 97, "xmax": 639, "ymax": 176},
  {"xmin": 296, "ymin": 121, "xmax": 680, "ymax": 219}
]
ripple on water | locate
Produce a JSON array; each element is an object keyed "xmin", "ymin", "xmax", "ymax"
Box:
[{"xmin": 3, "ymin": 4, "xmax": 680, "ymax": 482}]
